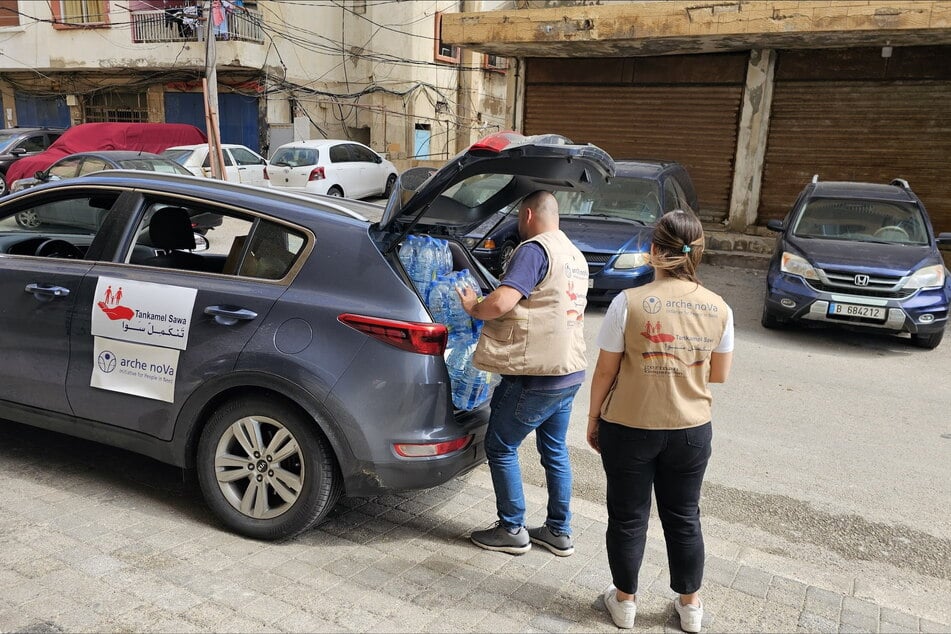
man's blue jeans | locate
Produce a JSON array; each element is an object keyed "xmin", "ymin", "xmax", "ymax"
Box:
[{"xmin": 484, "ymin": 376, "xmax": 581, "ymax": 535}]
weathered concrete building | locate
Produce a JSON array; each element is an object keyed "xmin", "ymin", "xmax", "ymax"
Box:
[
  {"xmin": 442, "ymin": 1, "xmax": 951, "ymax": 235},
  {"xmin": 0, "ymin": 0, "xmax": 509, "ymax": 164}
]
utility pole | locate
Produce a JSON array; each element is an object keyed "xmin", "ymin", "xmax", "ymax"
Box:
[{"xmin": 203, "ymin": 1, "xmax": 227, "ymax": 180}]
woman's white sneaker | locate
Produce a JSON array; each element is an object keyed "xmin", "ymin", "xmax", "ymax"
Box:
[
  {"xmin": 602, "ymin": 584, "xmax": 636, "ymax": 629},
  {"xmin": 673, "ymin": 597, "xmax": 703, "ymax": 633}
]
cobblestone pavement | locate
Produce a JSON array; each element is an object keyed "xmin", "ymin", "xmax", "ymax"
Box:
[{"xmin": 0, "ymin": 423, "xmax": 947, "ymax": 633}]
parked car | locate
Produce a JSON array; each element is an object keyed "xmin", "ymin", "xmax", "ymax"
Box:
[
  {"xmin": 4, "ymin": 122, "xmax": 207, "ymax": 187},
  {"xmin": 265, "ymin": 139, "xmax": 398, "ymax": 199},
  {"xmin": 0, "ymin": 131, "xmax": 613, "ymax": 540},
  {"xmin": 462, "ymin": 160, "xmax": 698, "ymax": 301},
  {"xmin": 161, "ymin": 143, "xmax": 269, "ymax": 187},
  {"xmin": 762, "ymin": 176, "xmax": 951, "ymax": 349},
  {"xmin": 10, "ymin": 151, "xmax": 207, "ymax": 232},
  {"xmin": 0, "ymin": 127, "xmax": 66, "ymax": 196}
]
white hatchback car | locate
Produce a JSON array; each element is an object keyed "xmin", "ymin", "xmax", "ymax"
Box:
[
  {"xmin": 161, "ymin": 144, "xmax": 269, "ymax": 187},
  {"xmin": 265, "ymin": 139, "xmax": 398, "ymax": 199}
]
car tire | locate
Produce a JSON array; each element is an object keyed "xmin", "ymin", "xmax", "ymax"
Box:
[
  {"xmin": 760, "ymin": 302, "xmax": 783, "ymax": 329},
  {"xmin": 0, "ymin": 175, "xmax": 7, "ymax": 197},
  {"xmin": 196, "ymin": 395, "xmax": 342, "ymax": 541},
  {"xmin": 383, "ymin": 173, "xmax": 397, "ymax": 198},
  {"xmin": 911, "ymin": 329, "xmax": 944, "ymax": 350},
  {"xmin": 327, "ymin": 186, "xmax": 344, "ymax": 197},
  {"xmin": 15, "ymin": 210, "xmax": 40, "ymax": 229}
]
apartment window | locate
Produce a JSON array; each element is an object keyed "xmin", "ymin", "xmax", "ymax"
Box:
[
  {"xmin": 434, "ymin": 12, "xmax": 460, "ymax": 64},
  {"xmin": 484, "ymin": 54, "xmax": 508, "ymax": 73},
  {"xmin": 85, "ymin": 91, "xmax": 148, "ymax": 123},
  {"xmin": 52, "ymin": 0, "xmax": 108, "ymax": 28},
  {"xmin": 0, "ymin": 0, "xmax": 19, "ymax": 28}
]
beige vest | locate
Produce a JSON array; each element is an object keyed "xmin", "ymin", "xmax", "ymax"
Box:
[
  {"xmin": 473, "ymin": 230, "xmax": 588, "ymax": 375},
  {"xmin": 601, "ymin": 278, "xmax": 729, "ymax": 430}
]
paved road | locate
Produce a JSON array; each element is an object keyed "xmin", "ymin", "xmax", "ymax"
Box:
[{"xmin": 0, "ymin": 200, "xmax": 948, "ymax": 631}]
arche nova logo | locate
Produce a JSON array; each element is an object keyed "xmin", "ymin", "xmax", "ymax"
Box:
[
  {"xmin": 97, "ymin": 351, "xmax": 117, "ymax": 373},
  {"xmin": 642, "ymin": 296, "xmax": 663, "ymax": 314}
]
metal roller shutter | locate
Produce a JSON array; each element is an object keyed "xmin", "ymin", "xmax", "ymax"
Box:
[
  {"xmin": 522, "ymin": 55, "xmax": 745, "ymax": 224},
  {"xmin": 760, "ymin": 48, "xmax": 951, "ymax": 233}
]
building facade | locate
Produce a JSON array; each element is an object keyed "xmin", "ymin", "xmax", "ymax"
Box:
[
  {"xmin": 442, "ymin": 1, "xmax": 951, "ymax": 234},
  {"xmin": 0, "ymin": 0, "xmax": 510, "ymax": 164}
]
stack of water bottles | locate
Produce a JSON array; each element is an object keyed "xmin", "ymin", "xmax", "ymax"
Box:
[{"xmin": 399, "ymin": 234, "xmax": 497, "ymax": 410}]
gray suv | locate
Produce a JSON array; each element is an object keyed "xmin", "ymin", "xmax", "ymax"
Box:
[{"xmin": 0, "ymin": 127, "xmax": 65, "ymax": 196}]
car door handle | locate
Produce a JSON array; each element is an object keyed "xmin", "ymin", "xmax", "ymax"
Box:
[
  {"xmin": 24, "ymin": 283, "xmax": 70, "ymax": 301},
  {"xmin": 204, "ymin": 305, "xmax": 258, "ymax": 326}
]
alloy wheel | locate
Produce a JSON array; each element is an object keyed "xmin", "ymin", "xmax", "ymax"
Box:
[{"xmin": 213, "ymin": 415, "xmax": 304, "ymax": 520}]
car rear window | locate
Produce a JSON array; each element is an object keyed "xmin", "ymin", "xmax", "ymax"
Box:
[
  {"xmin": 161, "ymin": 149, "xmax": 192, "ymax": 165},
  {"xmin": 793, "ymin": 198, "xmax": 929, "ymax": 245},
  {"xmin": 441, "ymin": 173, "xmax": 514, "ymax": 208},
  {"xmin": 117, "ymin": 159, "xmax": 192, "ymax": 175},
  {"xmin": 271, "ymin": 148, "xmax": 318, "ymax": 167}
]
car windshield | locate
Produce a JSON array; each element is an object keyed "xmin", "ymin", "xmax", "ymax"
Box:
[
  {"xmin": 271, "ymin": 148, "xmax": 318, "ymax": 167},
  {"xmin": 160, "ymin": 149, "xmax": 192, "ymax": 165},
  {"xmin": 792, "ymin": 198, "xmax": 929, "ymax": 245},
  {"xmin": 553, "ymin": 177, "xmax": 662, "ymax": 224},
  {"xmin": 114, "ymin": 159, "xmax": 192, "ymax": 175}
]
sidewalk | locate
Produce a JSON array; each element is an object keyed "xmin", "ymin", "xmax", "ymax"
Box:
[{"xmin": 0, "ymin": 445, "xmax": 946, "ymax": 633}]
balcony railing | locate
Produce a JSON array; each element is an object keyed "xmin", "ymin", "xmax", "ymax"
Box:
[{"xmin": 130, "ymin": 8, "xmax": 263, "ymax": 44}]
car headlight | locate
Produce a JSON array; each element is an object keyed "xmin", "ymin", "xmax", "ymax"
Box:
[
  {"xmin": 904, "ymin": 264, "xmax": 945, "ymax": 290},
  {"xmin": 780, "ymin": 252, "xmax": 819, "ymax": 280},
  {"xmin": 462, "ymin": 237, "xmax": 479, "ymax": 249},
  {"xmin": 613, "ymin": 252, "xmax": 650, "ymax": 270}
]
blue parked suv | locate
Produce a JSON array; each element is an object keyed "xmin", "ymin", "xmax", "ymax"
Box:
[{"xmin": 762, "ymin": 176, "xmax": 951, "ymax": 349}]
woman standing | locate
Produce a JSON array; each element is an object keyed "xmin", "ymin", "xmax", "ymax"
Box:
[{"xmin": 587, "ymin": 210, "xmax": 734, "ymax": 632}]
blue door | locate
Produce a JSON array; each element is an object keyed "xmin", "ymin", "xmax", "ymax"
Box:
[
  {"xmin": 414, "ymin": 127, "xmax": 431, "ymax": 158},
  {"xmin": 164, "ymin": 92, "xmax": 260, "ymax": 152},
  {"xmin": 14, "ymin": 94, "xmax": 70, "ymax": 128}
]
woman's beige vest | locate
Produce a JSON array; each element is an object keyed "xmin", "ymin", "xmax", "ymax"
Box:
[
  {"xmin": 600, "ymin": 278, "xmax": 729, "ymax": 429},
  {"xmin": 473, "ymin": 230, "xmax": 588, "ymax": 375}
]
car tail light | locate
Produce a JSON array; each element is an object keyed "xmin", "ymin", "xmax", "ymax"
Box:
[
  {"xmin": 309, "ymin": 167, "xmax": 325, "ymax": 181},
  {"xmin": 469, "ymin": 131, "xmax": 522, "ymax": 153},
  {"xmin": 262, "ymin": 166, "xmax": 269, "ymax": 180},
  {"xmin": 394, "ymin": 435, "xmax": 472, "ymax": 458},
  {"xmin": 338, "ymin": 313, "xmax": 447, "ymax": 356}
]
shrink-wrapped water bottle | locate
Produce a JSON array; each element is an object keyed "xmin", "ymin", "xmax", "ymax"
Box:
[
  {"xmin": 413, "ymin": 236, "xmax": 438, "ymax": 299},
  {"xmin": 445, "ymin": 342, "xmax": 494, "ymax": 410},
  {"xmin": 431, "ymin": 237, "xmax": 453, "ymax": 278},
  {"xmin": 426, "ymin": 275, "xmax": 454, "ymax": 327},
  {"xmin": 398, "ymin": 235, "xmax": 419, "ymax": 281}
]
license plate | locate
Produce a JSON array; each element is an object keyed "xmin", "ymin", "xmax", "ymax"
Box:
[
  {"xmin": 588, "ymin": 278, "xmax": 594, "ymax": 288},
  {"xmin": 828, "ymin": 303, "xmax": 886, "ymax": 320}
]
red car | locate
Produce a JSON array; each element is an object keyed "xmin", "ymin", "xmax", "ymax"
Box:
[{"xmin": 4, "ymin": 122, "xmax": 207, "ymax": 187}]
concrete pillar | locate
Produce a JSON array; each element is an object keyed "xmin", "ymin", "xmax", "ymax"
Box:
[
  {"xmin": 147, "ymin": 84, "xmax": 165, "ymax": 123},
  {"xmin": 727, "ymin": 48, "xmax": 776, "ymax": 232},
  {"xmin": 0, "ymin": 82, "xmax": 16, "ymax": 128}
]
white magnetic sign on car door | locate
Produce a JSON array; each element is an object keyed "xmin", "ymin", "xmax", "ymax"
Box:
[
  {"xmin": 90, "ymin": 337, "xmax": 180, "ymax": 403},
  {"xmin": 89, "ymin": 277, "xmax": 197, "ymax": 401},
  {"xmin": 91, "ymin": 277, "xmax": 197, "ymax": 350}
]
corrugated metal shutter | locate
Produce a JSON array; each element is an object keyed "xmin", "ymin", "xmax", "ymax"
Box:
[
  {"xmin": 524, "ymin": 84, "xmax": 742, "ymax": 223},
  {"xmin": 760, "ymin": 80, "xmax": 951, "ymax": 232},
  {"xmin": 164, "ymin": 92, "xmax": 260, "ymax": 152}
]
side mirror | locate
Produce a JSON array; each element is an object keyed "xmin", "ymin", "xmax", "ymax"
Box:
[
  {"xmin": 35, "ymin": 170, "xmax": 50, "ymax": 182},
  {"xmin": 10, "ymin": 147, "xmax": 26, "ymax": 157},
  {"xmin": 936, "ymin": 232, "xmax": 951, "ymax": 245},
  {"xmin": 766, "ymin": 219, "xmax": 784, "ymax": 232},
  {"xmin": 375, "ymin": 155, "xmax": 383, "ymax": 164}
]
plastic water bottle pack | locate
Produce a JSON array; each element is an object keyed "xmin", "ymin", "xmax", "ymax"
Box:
[{"xmin": 444, "ymin": 342, "xmax": 497, "ymax": 411}]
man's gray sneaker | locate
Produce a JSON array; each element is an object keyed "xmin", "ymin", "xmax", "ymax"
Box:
[
  {"xmin": 470, "ymin": 522, "xmax": 531, "ymax": 555},
  {"xmin": 528, "ymin": 524, "xmax": 574, "ymax": 556}
]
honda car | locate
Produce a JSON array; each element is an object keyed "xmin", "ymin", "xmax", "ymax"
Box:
[{"xmin": 762, "ymin": 177, "xmax": 951, "ymax": 349}]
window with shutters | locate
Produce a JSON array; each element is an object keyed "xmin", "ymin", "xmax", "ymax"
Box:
[
  {"xmin": 0, "ymin": 0, "xmax": 19, "ymax": 28},
  {"xmin": 51, "ymin": 0, "xmax": 108, "ymax": 28}
]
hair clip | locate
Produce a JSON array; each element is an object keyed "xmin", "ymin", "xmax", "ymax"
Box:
[{"xmin": 682, "ymin": 245, "xmax": 692, "ymax": 253}]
